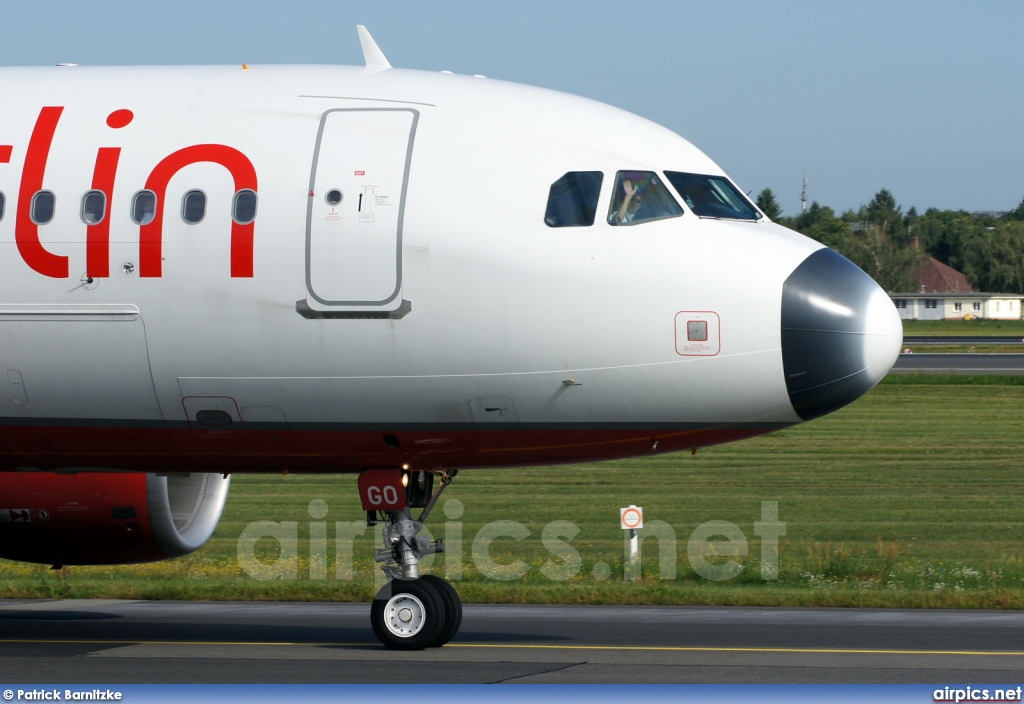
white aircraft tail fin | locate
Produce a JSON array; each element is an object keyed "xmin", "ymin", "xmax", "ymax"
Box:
[{"xmin": 357, "ymin": 25, "xmax": 391, "ymax": 68}]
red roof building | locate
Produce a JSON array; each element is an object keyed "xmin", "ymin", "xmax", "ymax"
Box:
[
  {"xmin": 891, "ymin": 239, "xmax": 1020, "ymax": 319},
  {"xmin": 910, "ymin": 257, "xmax": 973, "ymax": 294}
]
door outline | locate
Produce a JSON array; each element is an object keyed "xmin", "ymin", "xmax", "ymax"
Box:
[{"xmin": 304, "ymin": 108, "xmax": 419, "ymax": 310}]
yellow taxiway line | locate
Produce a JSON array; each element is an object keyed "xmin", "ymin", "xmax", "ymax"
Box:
[
  {"xmin": 447, "ymin": 643, "xmax": 1024, "ymax": 657},
  {"xmin": 0, "ymin": 638, "xmax": 1022, "ymax": 657}
]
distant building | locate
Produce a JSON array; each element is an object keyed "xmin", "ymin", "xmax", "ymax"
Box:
[
  {"xmin": 912, "ymin": 256, "xmax": 973, "ymax": 295},
  {"xmin": 890, "ymin": 292, "xmax": 1021, "ymax": 321},
  {"xmin": 889, "ymin": 241, "xmax": 1022, "ymax": 320}
]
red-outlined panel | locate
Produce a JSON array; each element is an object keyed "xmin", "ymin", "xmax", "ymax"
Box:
[{"xmin": 674, "ymin": 311, "xmax": 721, "ymax": 356}]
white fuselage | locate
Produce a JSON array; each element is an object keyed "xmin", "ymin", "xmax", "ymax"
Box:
[{"xmin": 0, "ymin": 64, "xmax": 900, "ymax": 473}]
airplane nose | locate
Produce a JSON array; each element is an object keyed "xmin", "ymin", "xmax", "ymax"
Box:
[{"xmin": 781, "ymin": 248, "xmax": 903, "ymax": 421}]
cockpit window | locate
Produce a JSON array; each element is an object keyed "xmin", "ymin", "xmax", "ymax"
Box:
[
  {"xmin": 664, "ymin": 172, "xmax": 761, "ymax": 221},
  {"xmin": 608, "ymin": 171, "xmax": 683, "ymax": 226},
  {"xmin": 545, "ymin": 171, "xmax": 603, "ymax": 227}
]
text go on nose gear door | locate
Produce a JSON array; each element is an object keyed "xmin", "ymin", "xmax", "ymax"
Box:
[{"xmin": 304, "ymin": 108, "xmax": 418, "ymax": 315}]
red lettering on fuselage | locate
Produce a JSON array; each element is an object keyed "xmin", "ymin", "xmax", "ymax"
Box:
[
  {"xmin": 17, "ymin": 107, "xmax": 68, "ymax": 278},
  {"xmin": 86, "ymin": 110, "xmax": 133, "ymax": 279},
  {"xmin": 106, "ymin": 109, "xmax": 134, "ymax": 129},
  {"xmin": 2, "ymin": 107, "xmax": 258, "ymax": 279},
  {"xmin": 86, "ymin": 147, "xmax": 120, "ymax": 278},
  {"xmin": 140, "ymin": 145, "xmax": 258, "ymax": 278}
]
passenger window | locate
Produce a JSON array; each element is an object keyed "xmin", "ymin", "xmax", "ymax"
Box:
[
  {"xmin": 0, "ymin": 191, "xmax": 5, "ymax": 222},
  {"xmin": 544, "ymin": 171, "xmax": 603, "ymax": 227},
  {"xmin": 31, "ymin": 191, "xmax": 56, "ymax": 225},
  {"xmin": 81, "ymin": 190, "xmax": 107, "ymax": 225},
  {"xmin": 664, "ymin": 172, "xmax": 761, "ymax": 221},
  {"xmin": 182, "ymin": 190, "xmax": 206, "ymax": 224},
  {"xmin": 608, "ymin": 171, "xmax": 682, "ymax": 226},
  {"xmin": 131, "ymin": 190, "xmax": 157, "ymax": 225},
  {"xmin": 233, "ymin": 189, "xmax": 257, "ymax": 225}
]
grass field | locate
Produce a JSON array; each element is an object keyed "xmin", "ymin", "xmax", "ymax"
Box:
[
  {"xmin": 2, "ymin": 375, "xmax": 1023, "ymax": 608},
  {"xmin": 901, "ymin": 345, "xmax": 1022, "ymax": 353},
  {"xmin": 903, "ymin": 319, "xmax": 1024, "ymax": 336}
]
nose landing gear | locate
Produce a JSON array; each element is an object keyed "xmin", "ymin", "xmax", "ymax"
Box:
[
  {"xmin": 363, "ymin": 469, "xmax": 462, "ymax": 650},
  {"xmin": 419, "ymin": 573, "xmax": 463, "ymax": 645},
  {"xmin": 371, "ymin": 576, "xmax": 445, "ymax": 649}
]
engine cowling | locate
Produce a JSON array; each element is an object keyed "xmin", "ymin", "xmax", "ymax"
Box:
[{"xmin": 0, "ymin": 472, "xmax": 230, "ymax": 566}]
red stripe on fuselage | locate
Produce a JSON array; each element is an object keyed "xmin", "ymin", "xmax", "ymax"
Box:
[{"xmin": 0, "ymin": 425, "xmax": 783, "ymax": 473}]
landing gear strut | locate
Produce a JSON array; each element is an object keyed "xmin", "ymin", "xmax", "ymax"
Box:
[{"xmin": 363, "ymin": 469, "xmax": 462, "ymax": 650}]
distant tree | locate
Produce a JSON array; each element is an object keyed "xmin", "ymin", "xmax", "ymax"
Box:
[
  {"xmin": 791, "ymin": 195, "xmax": 924, "ymax": 291},
  {"xmin": 915, "ymin": 209, "xmax": 979, "ymax": 268},
  {"xmin": 838, "ymin": 222, "xmax": 926, "ymax": 292},
  {"xmin": 959, "ymin": 221, "xmax": 1024, "ymax": 293},
  {"xmin": 867, "ymin": 189, "xmax": 899, "ymax": 214},
  {"xmin": 865, "ymin": 188, "xmax": 906, "ymax": 243},
  {"xmin": 1006, "ymin": 196, "xmax": 1024, "ymax": 221},
  {"xmin": 912, "ymin": 208, "xmax": 1024, "ymax": 293},
  {"xmin": 784, "ymin": 189, "xmax": 1023, "ymax": 293},
  {"xmin": 791, "ymin": 202, "xmax": 848, "ymax": 248},
  {"xmin": 755, "ymin": 188, "xmax": 782, "ymax": 220}
]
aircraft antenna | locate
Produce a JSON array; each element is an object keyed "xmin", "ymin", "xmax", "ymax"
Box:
[
  {"xmin": 357, "ymin": 25, "xmax": 392, "ymax": 68},
  {"xmin": 800, "ymin": 169, "xmax": 808, "ymax": 213}
]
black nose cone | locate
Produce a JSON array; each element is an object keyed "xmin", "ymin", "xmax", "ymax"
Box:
[{"xmin": 781, "ymin": 248, "xmax": 901, "ymax": 421}]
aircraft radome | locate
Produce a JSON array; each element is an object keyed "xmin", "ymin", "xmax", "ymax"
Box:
[{"xmin": 0, "ymin": 26, "xmax": 902, "ymax": 649}]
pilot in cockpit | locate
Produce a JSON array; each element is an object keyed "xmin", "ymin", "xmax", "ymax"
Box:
[
  {"xmin": 610, "ymin": 178, "xmax": 643, "ymax": 224},
  {"xmin": 608, "ymin": 171, "xmax": 684, "ymax": 226}
]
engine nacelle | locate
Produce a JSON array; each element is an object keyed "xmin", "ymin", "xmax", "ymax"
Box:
[{"xmin": 0, "ymin": 472, "xmax": 230, "ymax": 566}]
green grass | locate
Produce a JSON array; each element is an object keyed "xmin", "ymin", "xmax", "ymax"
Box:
[
  {"xmin": 2, "ymin": 377, "xmax": 1024, "ymax": 608},
  {"xmin": 879, "ymin": 374, "xmax": 1024, "ymax": 386},
  {"xmin": 903, "ymin": 319, "xmax": 1024, "ymax": 336},
  {"xmin": 901, "ymin": 345, "xmax": 1023, "ymax": 353}
]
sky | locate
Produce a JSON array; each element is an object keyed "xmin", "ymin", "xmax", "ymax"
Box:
[{"xmin": 1, "ymin": 0, "xmax": 1021, "ymax": 216}]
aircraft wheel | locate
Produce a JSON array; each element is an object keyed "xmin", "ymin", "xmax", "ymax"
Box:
[
  {"xmin": 370, "ymin": 578, "xmax": 444, "ymax": 650},
  {"xmin": 420, "ymin": 574, "xmax": 462, "ymax": 647}
]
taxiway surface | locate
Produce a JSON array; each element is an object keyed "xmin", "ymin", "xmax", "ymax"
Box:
[
  {"xmin": 1, "ymin": 600, "xmax": 1022, "ymax": 683},
  {"xmin": 891, "ymin": 353, "xmax": 1024, "ymax": 374}
]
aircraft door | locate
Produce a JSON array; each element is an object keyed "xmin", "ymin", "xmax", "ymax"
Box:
[{"xmin": 302, "ymin": 108, "xmax": 418, "ymax": 317}]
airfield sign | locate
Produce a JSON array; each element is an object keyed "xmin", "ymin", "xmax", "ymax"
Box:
[{"xmin": 620, "ymin": 505, "xmax": 643, "ymax": 530}]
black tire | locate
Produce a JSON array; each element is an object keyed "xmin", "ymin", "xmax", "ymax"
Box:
[
  {"xmin": 420, "ymin": 574, "xmax": 462, "ymax": 647},
  {"xmin": 370, "ymin": 578, "xmax": 445, "ymax": 650}
]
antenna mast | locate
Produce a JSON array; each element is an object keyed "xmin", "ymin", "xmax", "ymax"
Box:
[{"xmin": 801, "ymin": 170, "xmax": 808, "ymax": 213}]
